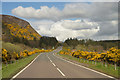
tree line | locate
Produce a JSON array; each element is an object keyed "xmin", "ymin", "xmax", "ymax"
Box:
[
  {"xmin": 3, "ymin": 35, "xmax": 59, "ymax": 49},
  {"xmin": 64, "ymin": 38, "xmax": 119, "ymax": 51}
]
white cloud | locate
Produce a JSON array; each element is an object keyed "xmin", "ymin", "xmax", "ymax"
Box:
[
  {"xmin": 31, "ymin": 19, "xmax": 100, "ymax": 41},
  {"xmin": 30, "ymin": 19, "xmax": 118, "ymax": 41},
  {"xmin": 61, "ymin": 19, "xmax": 99, "ymax": 30},
  {"xmin": 12, "ymin": 6, "xmax": 61, "ymax": 21},
  {"xmin": 12, "ymin": 3, "xmax": 118, "ymax": 21}
]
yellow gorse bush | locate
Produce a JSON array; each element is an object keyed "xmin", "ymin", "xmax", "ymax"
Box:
[
  {"xmin": 2, "ymin": 48, "xmax": 52, "ymax": 63},
  {"xmin": 60, "ymin": 47, "xmax": 120, "ymax": 63},
  {"xmin": 2, "ymin": 48, "xmax": 8, "ymax": 62},
  {"xmin": 4, "ymin": 23, "xmax": 41, "ymax": 40}
]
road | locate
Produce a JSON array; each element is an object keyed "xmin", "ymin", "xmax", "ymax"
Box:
[{"xmin": 12, "ymin": 47, "xmax": 115, "ymax": 80}]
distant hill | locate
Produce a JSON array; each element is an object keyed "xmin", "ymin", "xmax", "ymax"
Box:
[{"xmin": 1, "ymin": 15, "xmax": 41, "ymax": 47}]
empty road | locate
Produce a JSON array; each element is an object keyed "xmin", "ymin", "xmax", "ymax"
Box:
[{"xmin": 12, "ymin": 47, "xmax": 115, "ymax": 80}]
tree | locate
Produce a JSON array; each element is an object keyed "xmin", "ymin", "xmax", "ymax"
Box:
[
  {"xmin": 64, "ymin": 38, "xmax": 79, "ymax": 49},
  {"xmin": 39, "ymin": 36, "xmax": 58, "ymax": 49},
  {"xmin": 22, "ymin": 37, "xmax": 29, "ymax": 46}
]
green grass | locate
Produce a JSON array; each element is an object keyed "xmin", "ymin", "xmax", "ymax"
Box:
[
  {"xmin": 0, "ymin": 69, "xmax": 2, "ymax": 80},
  {"xmin": 2, "ymin": 41, "xmax": 24, "ymax": 54},
  {"xmin": 90, "ymin": 63, "xmax": 119, "ymax": 78},
  {"xmin": 57, "ymin": 52, "xmax": 120, "ymax": 78},
  {"xmin": 2, "ymin": 53, "xmax": 39, "ymax": 78},
  {"xmin": 2, "ymin": 41, "xmax": 33, "ymax": 54}
]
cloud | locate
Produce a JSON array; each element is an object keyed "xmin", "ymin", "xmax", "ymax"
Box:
[
  {"xmin": 61, "ymin": 19, "xmax": 99, "ymax": 30},
  {"xmin": 12, "ymin": 3, "xmax": 118, "ymax": 22},
  {"xmin": 30, "ymin": 19, "xmax": 118, "ymax": 41},
  {"xmin": 62, "ymin": 3, "xmax": 118, "ymax": 21},
  {"xmin": 95, "ymin": 20, "xmax": 118, "ymax": 36},
  {"xmin": 31, "ymin": 19, "xmax": 100, "ymax": 41},
  {"xmin": 12, "ymin": 6, "xmax": 61, "ymax": 21},
  {"xmin": 92, "ymin": 33, "xmax": 118, "ymax": 41}
]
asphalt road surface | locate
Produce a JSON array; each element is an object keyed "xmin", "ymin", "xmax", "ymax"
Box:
[{"xmin": 13, "ymin": 47, "xmax": 115, "ymax": 80}]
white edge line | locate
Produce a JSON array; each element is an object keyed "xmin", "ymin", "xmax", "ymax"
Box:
[
  {"xmin": 53, "ymin": 53, "xmax": 116, "ymax": 79},
  {"xmin": 11, "ymin": 53, "xmax": 42, "ymax": 80},
  {"xmin": 57, "ymin": 68, "xmax": 65, "ymax": 77}
]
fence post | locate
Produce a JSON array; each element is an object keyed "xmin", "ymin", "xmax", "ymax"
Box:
[
  {"xmin": 95, "ymin": 61, "xmax": 96, "ymax": 65},
  {"xmin": 115, "ymin": 63, "xmax": 117, "ymax": 70},
  {"xmin": 105, "ymin": 62, "xmax": 107, "ymax": 67}
]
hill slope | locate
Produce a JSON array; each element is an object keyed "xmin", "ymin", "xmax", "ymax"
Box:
[
  {"xmin": 2, "ymin": 15, "xmax": 41, "ymax": 41},
  {"xmin": 1, "ymin": 15, "xmax": 41, "ymax": 47}
]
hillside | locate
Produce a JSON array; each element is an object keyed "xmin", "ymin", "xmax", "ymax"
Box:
[
  {"xmin": 1, "ymin": 15, "xmax": 41, "ymax": 47},
  {"xmin": 2, "ymin": 15, "xmax": 41, "ymax": 41}
]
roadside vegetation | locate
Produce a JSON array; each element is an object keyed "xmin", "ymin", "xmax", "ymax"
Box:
[
  {"xmin": 58, "ymin": 38, "xmax": 120, "ymax": 78},
  {"xmin": 2, "ymin": 53, "xmax": 38, "ymax": 78},
  {"xmin": 58, "ymin": 52, "xmax": 119, "ymax": 78},
  {"xmin": 64, "ymin": 38, "xmax": 118, "ymax": 52},
  {"xmin": 1, "ymin": 41, "xmax": 52, "ymax": 78},
  {"xmin": 2, "ymin": 41, "xmax": 52, "ymax": 64}
]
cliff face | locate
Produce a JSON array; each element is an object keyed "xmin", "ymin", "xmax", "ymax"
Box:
[{"xmin": 1, "ymin": 15, "xmax": 41, "ymax": 47}]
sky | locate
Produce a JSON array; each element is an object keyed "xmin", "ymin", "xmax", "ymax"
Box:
[{"xmin": 2, "ymin": 2, "xmax": 118, "ymax": 41}]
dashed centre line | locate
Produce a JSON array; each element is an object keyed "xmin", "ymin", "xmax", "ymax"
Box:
[
  {"xmin": 57, "ymin": 68, "xmax": 65, "ymax": 77},
  {"xmin": 47, "ymin": 55, "xmax": 65, "ymax": 77},
  {"xmin": 52, "ymin": 63, "xmax": 56, "ymax": 67},
  {"xmin": 50, "ymin": 60, "xmax": 53, "ymax": 63}
]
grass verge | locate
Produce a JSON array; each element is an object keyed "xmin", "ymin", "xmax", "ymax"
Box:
[
  {"xmin": 2, "ymin": 53, "xmax": 39, "ymax": 78},
  {"xmin": 57, "ymin": 52, "xmax": 119, "ymax": 79}
]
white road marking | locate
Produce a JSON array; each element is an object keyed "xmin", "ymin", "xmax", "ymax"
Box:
[
  {"xmin": 47, "ymin": 55, "xmax": 65, "ymax": 77},
  {"xmin": 50, "ymin": 60, "xmax": 53, "ymax": 63},
  {"xmin": 47, "ymin": 56, "xmax": 55, "ymax": 66},
  {"xmin": 53, "ymin": 53, "xmax": 116, "ymax": 79},
  {"xmin": 47, "ymin": 55, "xmax": 49, "ymax": 59},
  {"xmin": 52, "ymin": 62, "xmax": 56, "ymax": 67},
  {"xmin": 57, "ymin": 68, "xmax": 65, "ymax": 77},
  {"xmin": 11, "ymin": 53, "xmax": 43, "ymax": 80},
  {"xmin": 47, "ymin": 55, "xmax": 53, "ymax": 63}
]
